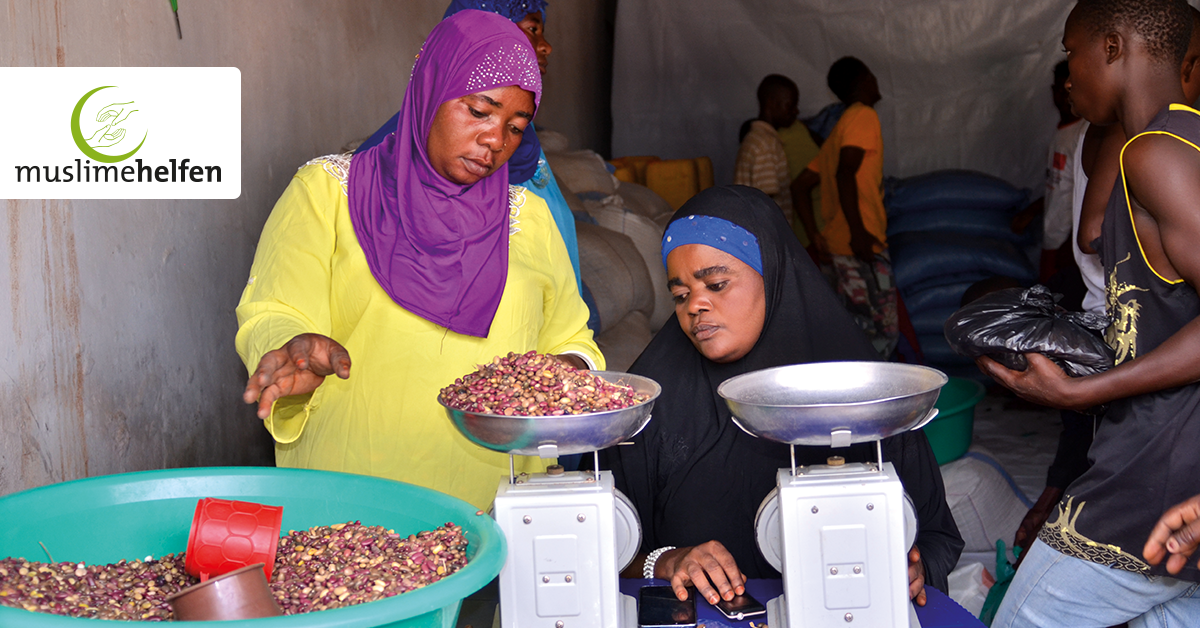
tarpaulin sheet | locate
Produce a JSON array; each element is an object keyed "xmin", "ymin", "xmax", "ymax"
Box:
[{"xmin": 612, "ymin": 0, "xmax": 1196, "ymax": 191}]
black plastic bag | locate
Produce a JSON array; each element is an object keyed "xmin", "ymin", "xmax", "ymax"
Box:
[{"xmin": 944, "ymin": 285, "xmax": 1114, "ymax": 377}]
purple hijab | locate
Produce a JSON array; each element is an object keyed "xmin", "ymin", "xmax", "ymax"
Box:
[{"xmin": 347, "ymin": 11, "xmax": 542, "ymax": 338}]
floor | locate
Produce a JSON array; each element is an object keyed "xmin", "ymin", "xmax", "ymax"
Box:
[{"xmin": 970, "ymin": 386, "xmax": 1061, "ymax": 503}]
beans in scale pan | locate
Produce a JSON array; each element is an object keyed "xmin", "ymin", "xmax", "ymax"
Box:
[
  {"xmin": 0, "ymin": 521, "xmax": 468, "ymax": 620},
  {"xmin": 440, "ymin": 351, "xmax": 648, "ymax": 416}
]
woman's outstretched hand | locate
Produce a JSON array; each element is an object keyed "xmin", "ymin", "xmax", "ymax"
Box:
[
  {"xmin": 908, "ymin": 546, "xmax": 927, "ymax": 606},
  {"xmin": 243, "ymin": 333, "xmax": 351, "ymax": 419},
  {"xmin": 658, "ymin": 541, "xmax": 746, "ymax": 605}
]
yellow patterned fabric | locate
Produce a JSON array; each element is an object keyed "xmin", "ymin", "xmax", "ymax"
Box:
[
  {"xmin": 236, "ymin": 160, "xmax": 604, "ymax": 509},
  {"xmin": 1038, "ymin": 496, "xmax": 1151, "ymax": 576}
]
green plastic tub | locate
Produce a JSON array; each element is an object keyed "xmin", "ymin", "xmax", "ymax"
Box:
[
  {"xmin": 0, "ymin": 467, "xmax": 506, "ymax": 628},
  {"xmin": 923, "ymin": 377, "xmax": 986, "ymax": 465}
]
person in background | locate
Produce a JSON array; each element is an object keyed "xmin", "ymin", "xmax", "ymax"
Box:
[
  {"xmin": 237, "ymin": 11, "xmax": 602, "ymax": 510},
  {"xmin": 982, "ymin": 0, "xmax": 1200, "ymax": 623},
  {"xmin": 776, "ymin": 117, "xmax": 822, "ymax": 249},
  {"xmin": 793, "ymin": 57, "xmax": 897, "ymax": 357},
  {"xmin": 805, "ymin": 102, "xmax": 847, "ymax": 144},
  {"xmin": 1012, "ymin": 61, "xmax": 1086, "ymax": 284},
  {"xmin": 1012, "ymin": 14, "xmax": 1200, "ymax": 559},
  {"xmin": 356, "ymin": 0, "xmax": 583, "ymax": 294},
  {"xmin": 733, "ymin": 74, "xmax": 800, "ymax": 228},
  {"xmin": 601, "ymin": 186, "xmax": 962, "ymax": 608}
]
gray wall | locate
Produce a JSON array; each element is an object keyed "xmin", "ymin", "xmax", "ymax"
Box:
[{"xmin": 0, "ymin": 0, "xmax": 613, "ymax": 497}]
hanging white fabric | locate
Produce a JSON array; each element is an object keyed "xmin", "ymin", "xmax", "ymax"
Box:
[{"xmin": 612, "ymin": 0, "xmax": 1088, "ymax": 191}]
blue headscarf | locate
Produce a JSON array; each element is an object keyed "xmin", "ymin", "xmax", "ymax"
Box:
[
  {"xmin": 356, "ymin": 0, "xmax": 549, "ymax": 184},
  {"xmin": 443, "ymin": 0, "xmax": 546, "ymax": 23},
  {"xmin": 662, "ymin": 214, "xmax": 763, "ymax": 276}
]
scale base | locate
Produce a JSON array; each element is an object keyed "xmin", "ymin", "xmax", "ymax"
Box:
[
  {"xmin": 766, "ymin": 594, "xmax": 922, "ymax": 628},
  {"xmin": 621, "ymin": 592, "xmax": 637, "ymax": 628}
]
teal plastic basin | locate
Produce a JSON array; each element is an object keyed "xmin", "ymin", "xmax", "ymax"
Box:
[
  {"xmin": 922, "ymin": 377, "xmax": 986, "ymax": 465},
  {"xmin": 0, "ymin": 467, "xmax": 506, "ymax": 627}
]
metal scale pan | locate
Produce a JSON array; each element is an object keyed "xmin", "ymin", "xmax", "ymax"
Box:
[
  {"xmin": 440, "ymin": 371, "xmax": 661, "ymax": 459},
  {"xmin": 442, "ymin": 372, "xmax": 661, "ymax": 628},
  {"xmin": 717, "ymin": 361, "xmax": 947, "ymax": 448},
  {"xmin": 719, "ymin": 361, "xmax": 947, "ymax": 628}
]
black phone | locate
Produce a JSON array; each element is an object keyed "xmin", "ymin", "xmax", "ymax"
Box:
[
  {"xmin": 715, "ymin": 591, "xmax": 767, "ymax": 621},
  {"xmin": 638, "ymin": 585, "xmax": 697, "ymax": 628}
]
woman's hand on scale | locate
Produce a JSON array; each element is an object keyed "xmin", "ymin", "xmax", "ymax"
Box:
[
  {"xmin": 908, "ymin": 546, "xmax": 927, "ymax": 606},
  {"xmin": 243, "ymin": 333, "xmax": 352, "ymax": 419},
  {"xmin": 658, "ymin": 541, "xmax": 746, "ymax": 605}
]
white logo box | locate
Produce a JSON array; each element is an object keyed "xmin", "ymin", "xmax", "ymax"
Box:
[{"xmin": 0, "ymin": 67, "xmax": 241, "ymax": 199}]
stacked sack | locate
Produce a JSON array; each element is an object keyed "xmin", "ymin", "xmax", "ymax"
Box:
[
  {"xmin": 885, "ymin": 170, "xmax": 1037, "ymax": 377},
  {"xmin": 542, "ymin": 132, "xmax": 679, "ymax": 371}
]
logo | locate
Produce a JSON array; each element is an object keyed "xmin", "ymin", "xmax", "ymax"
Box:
[
  {"xmin": 70, "ymin": 86, "xmax": 147, "ymax": 163},
  {"xmin": 1, "ymin": 67, "xmax": 241, "ymax": 200}
]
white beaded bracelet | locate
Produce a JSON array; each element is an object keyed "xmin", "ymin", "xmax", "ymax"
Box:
[{"xmin": 643, "ymin": 546, "xmax": 677, "ymax": 579}]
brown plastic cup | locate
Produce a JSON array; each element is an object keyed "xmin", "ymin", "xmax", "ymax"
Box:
[{"xmin": 168, "ymin": 563, "xmax": 283, "ymax": 621}]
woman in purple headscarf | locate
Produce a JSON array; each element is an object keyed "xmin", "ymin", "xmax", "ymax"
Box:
[
  {"xmin": 235, "ymin": 10, "xmax": 602, "ymax": 509},
  {"xmin": 357, "ymin": 0, "xmax": 583, "ymax": 294}
]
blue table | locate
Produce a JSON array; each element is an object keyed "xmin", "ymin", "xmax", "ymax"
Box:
[{"xmin": 619, "ymin": 579, "xmax": 984, "ymax": 628}]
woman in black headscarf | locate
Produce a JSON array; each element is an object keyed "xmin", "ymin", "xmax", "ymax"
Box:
[{"xmin": 600, "ymin": 186, "xmax": 962, "ymax": 607}]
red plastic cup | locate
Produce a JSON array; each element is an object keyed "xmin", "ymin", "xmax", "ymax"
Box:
[{"xmin": 185, "ymin": 498, "xmax": 283, "ymax": 582}]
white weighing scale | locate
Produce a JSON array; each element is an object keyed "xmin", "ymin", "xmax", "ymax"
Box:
[
  {"xmin": 718, "ymin": 361, "xmax": 947, "ymax": 628},
  {"xmin": 443, "ymin": 361, "xmax": 945, "ymax": 628},
  {"xmin": 442, "ymin": 371, "xmax": 660, "ymax": 628}
]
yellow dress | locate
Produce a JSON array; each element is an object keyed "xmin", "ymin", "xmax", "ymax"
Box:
[{"xmin": 235, "ymin": 156, "xmax": 605, "ymax": 509}]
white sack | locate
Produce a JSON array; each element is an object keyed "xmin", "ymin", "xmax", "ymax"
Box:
[
  {"xmin": 586, "ymin": 198, "xmax": 675, "ymax": 331},
  {"xmin": 612, "ymin": 0, "xmax": 1079, "ymax": 192},
  {"xmin": 947, "ymin": 562, "xmax": 990, "ymax": 618},
  {"xmin": 940, "ymin": 450, "xmax": 1030, "ymax": 553},
  {"xmin": 618, "ymin": 181, "xmax": 676, "ymax": 222},
  {"xmin": 546, "ymin": 149, "xmax": 618, "ymax": 195}
]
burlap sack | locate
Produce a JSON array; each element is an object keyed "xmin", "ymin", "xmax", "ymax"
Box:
[
  {"xmin": 585, "ymin": 201, "xmax": 674, "ymax": 332},
  {"xmin": 617, "ymin": 181, "xmax": 675, "ymax": 222},
  {"xmin": 539, "ymin": 129, "xmax": 570, "ymax": 154},
  {"xmin": 596, "ymin": 310, "xmax": 655, "ymax": 373},
  {"xmin": 575, "ymin": 222, "xmax": 654, "ymax": 334},
  {"xmin": 546, "ymin": 150, "xmax": 618, "ymax": 195}
]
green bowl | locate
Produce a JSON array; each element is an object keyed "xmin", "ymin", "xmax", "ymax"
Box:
[
  {"xmin": 922, "ymin": 377, "xmax": 986, "ymax": 465},
  {"xmin": 0, "ymin": 467, "xmax": 506, "ymax": 628}
]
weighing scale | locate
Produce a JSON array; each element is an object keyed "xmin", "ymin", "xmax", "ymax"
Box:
[
  {"xmin": 718, "ymin": 361, "xmax": 948, "ymax": 628},
  {"xmin": 443, "ymin": 371, "xmax": 661, "ymax": 628},
  {"xmin": 442, "ymin": 361, "xmax": 945, "ymax": 628}
]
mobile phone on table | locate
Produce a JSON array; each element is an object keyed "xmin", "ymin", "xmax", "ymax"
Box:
[
  {"xmin": 715, "ymin": 591, "xmax": 767, "ymax": 621},
  {"xmin": 638, "ymin": 585, "xmax": 697, "ymax": 628}
]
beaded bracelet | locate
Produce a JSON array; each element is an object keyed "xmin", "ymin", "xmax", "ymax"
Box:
[{"xmin": 643, "ymin": 546, "xmax": 677, "ymax": 579}]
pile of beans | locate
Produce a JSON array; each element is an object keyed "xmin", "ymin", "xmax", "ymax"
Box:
[
  {"xmin": 0, "ymin": 521, "xmax": 468, "ymax": 620},
  {"xmin": 271, "ymin": 521, "xmax": 468, "ymax": 614},
  {"xmin": 440, "ymin": 351, "xmax": 648, "ymax": 416},
  {"xmin": 0, "ymin": 555, "xmax": 189, "ymax": 620}
]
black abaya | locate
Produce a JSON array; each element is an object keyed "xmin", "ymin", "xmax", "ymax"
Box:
[{"xmin": 599, "ymin": 186, "xmax": 963, "ymax": 593}]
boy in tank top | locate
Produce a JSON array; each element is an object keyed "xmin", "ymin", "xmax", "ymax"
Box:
[{"xmin": 978, "ymin": 0, "xmax": 1200, "ymax": 625}]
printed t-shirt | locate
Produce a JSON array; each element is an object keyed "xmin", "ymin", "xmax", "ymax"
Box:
[
  {"xmin": 734, "ymin": 120, "xmax": 793, "ymax": 225},
  {"xmin": 1040, "ymin": 104, "xmax": 1200, "ymax": 582},
  {"xmin": 1044, "ymin": 119, "xmax": 1086, "ymax": 250}
]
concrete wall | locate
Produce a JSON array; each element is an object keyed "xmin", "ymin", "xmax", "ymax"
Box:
[{"xmin": 0, "ymin": 0, "xmax": 613, "ymax": 497}]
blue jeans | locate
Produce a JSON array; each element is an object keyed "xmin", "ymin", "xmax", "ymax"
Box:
[{"xmin": 994, "ymin": 539, "xmax": 1200, "ymax": 627}]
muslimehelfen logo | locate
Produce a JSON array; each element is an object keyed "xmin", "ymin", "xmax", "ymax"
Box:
[
  {"xmin": 0, "ymin": 67, "xmax": 240, "ymax": 199},
  {"xmin": 71, "ymin": 85, "xmax": 148, "ymax": 163}
]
